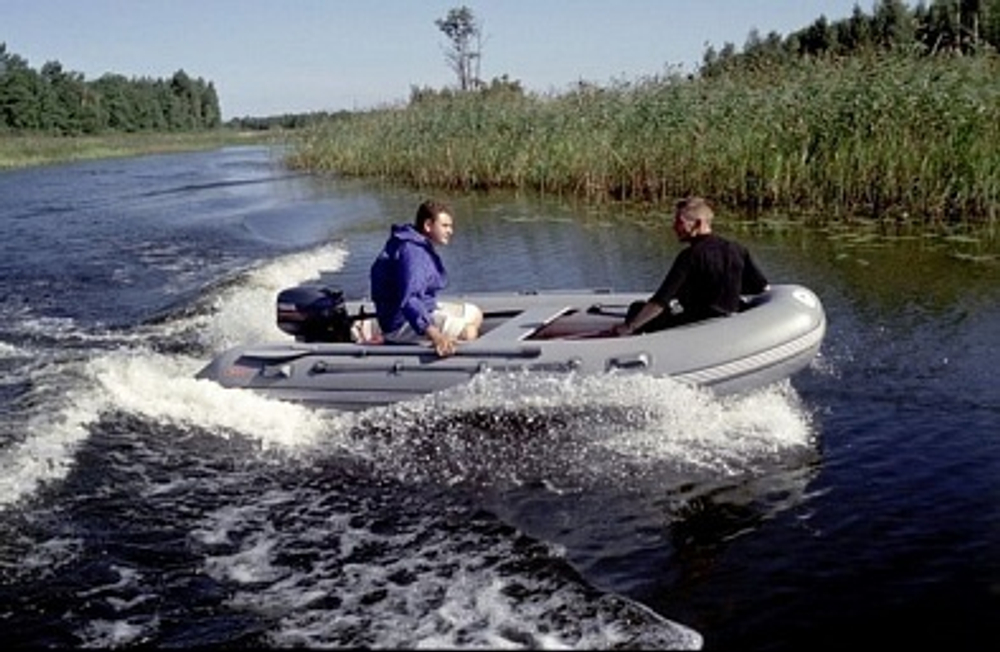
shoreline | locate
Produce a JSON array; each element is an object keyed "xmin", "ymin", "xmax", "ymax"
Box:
[{"xmin": 0, "ymin": 131, "xmax": 279, "ymax": 171}]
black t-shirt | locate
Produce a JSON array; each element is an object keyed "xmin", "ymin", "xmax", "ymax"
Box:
[{"xmin": 649, "ymin": 233, "xmax": 768, "ymax": 320}]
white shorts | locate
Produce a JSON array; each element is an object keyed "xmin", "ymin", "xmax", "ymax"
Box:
[{"xmin": 384, "ymin": 301, "xmax": 482, "ymax": 343}]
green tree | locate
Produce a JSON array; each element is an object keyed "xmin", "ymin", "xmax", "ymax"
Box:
[
  {"xmin": 925, "ymin": 0, "xmax": 963, "ymax": 52},
  {"xmin": 798, "ymin": 15, "xmax": 836, "ymax": 54},
  {"xmin": 0, "ymin": 55, "xmax": 41, "ymax": 130},
  {"xmin": 836, "ymin": 4, "xmax": 874, "ymax": 53},
  {"xmin": 980, "ymin": 0, "xmax": 1000, "ymax": 46},
  {"xmin": 169, "ymin": 70, "xmax": 197, "ymax": 130},
  {"xmin": 201, "ymin": 81, "xmax": 221, "ymax": 128},
  {"xmin": 873, "ymin": 0, "xmax": 917, "ymax": 49},
  {"xmin": 37, "ymin": 61, "xmax": 71, "ymax": 133},
  {"xmin": 131, "ymin": 77, "xmax": 166, "ymax": 131},
  {"xmin": 1, "ymin": 42, "xmax": 223, "ymax": 134},
  {"xmin": 40, "ymin": 61, "xmax": 89, "ymax": 134},
  {"xmin": 93, "ymin": 74, "xmax": 136, "ymax": 131}
]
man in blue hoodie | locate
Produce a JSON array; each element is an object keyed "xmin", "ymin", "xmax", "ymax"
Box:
[{"xmin": 370, "ymin": 199, "xmax": 483, "ymax": 357}]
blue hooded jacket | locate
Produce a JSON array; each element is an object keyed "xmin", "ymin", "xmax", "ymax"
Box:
[{"xmin": 370, "ymin": 223, "xmax": 448, "ymax": 335}]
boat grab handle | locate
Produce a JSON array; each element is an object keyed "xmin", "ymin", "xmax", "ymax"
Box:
[{"xmin": 606, "ymin": 353, "xmax": 650, "ymax": 370}]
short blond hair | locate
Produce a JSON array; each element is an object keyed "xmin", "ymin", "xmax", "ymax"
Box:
[{"xmin": 675, "ymin": 196, "xmax": 714, "ymax": 226}]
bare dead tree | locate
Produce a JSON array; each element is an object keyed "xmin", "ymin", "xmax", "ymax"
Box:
[{"xmin": 435, "ymin": 6, "xmax": 482, "ymax": 90}]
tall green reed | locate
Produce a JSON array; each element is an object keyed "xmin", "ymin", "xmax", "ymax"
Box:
[{"xmin": 286, "ymin": 53, "xmax": 1000, "ymax": 224}]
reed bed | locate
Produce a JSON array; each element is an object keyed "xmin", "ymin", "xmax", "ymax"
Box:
[{"xmin": 287, "ymin": 53, "xmax": 1000, "ymax": 225}]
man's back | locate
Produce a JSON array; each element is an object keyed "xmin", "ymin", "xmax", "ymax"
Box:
[{"xmin": 652, "ymin": 233, "xmax": 768, "ymax": 321}]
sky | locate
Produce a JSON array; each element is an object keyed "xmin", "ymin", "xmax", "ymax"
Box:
[{"xmin": 3, "ymin": 0, "xmax": 875, "ymax": 120}]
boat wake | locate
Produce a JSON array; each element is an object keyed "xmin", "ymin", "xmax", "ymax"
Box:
[{"xmin": 0, "ymin": 245, "xmax": 348, "ymax": 509}]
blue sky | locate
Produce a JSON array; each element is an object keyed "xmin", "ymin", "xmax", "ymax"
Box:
[{"xmin": 4, "ymin": 0, "xmax": 874, "ymax": 119}]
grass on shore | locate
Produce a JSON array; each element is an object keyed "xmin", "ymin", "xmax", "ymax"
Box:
[
  {"xmin": 0, "ymin": 130, "xmax": 276, "ymax": 170},
  {"xmin": 286, "ymin": 52, "xmax": 1000, "ymax": 227}
]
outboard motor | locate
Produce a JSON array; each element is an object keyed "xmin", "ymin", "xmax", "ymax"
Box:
[{"xmin": 276, "ymin": 285, "xmax": 353, "ymax": 343}]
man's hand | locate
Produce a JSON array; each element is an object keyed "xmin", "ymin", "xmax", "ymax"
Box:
[
  {"xmin": 609, "ymin": 322, "xmax": 635, "ymax": 337},
  {"xmin": 426, "ymin": 325, "xmax": 456, "ymax": 357}
]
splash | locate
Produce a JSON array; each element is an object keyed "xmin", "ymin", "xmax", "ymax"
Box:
[
  {"xmin": 86, "ymin": 350, "xmax": 334, "ymax": 450},
  {"xmin": 88, "ymin": 243, "xmax": 356, "ymax": 449},
  {"xmin": 0, "ymin": 245, "xmax": 354, "ymax": 509},
  {"xmin": 596, "ymin": 376, "xmax": 816, "ymax": 474},
  {"xmin": 336, "ymin": 371, "xmax": 817, "ymax": 489},
  {"xmin": 156, "ymin": 242, "xmax": 351, "ymax": 352},
  {"xmin": 0, "ymin": 377, "xmax": 104, "ymax": 509}
]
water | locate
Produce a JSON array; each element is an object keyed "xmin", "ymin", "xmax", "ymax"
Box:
[{"xmin": 1, "ymin": 146, "xmax": 998, "ymax": 650}]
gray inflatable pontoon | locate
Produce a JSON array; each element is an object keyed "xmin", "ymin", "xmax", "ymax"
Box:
[{"xmin": 196, "ymin": 284, "xmax": 826, "ymax": 411}]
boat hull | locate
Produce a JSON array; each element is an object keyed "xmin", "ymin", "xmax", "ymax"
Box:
[{"xmin": 196, "ymin": 284, "xmax": 826, "ymax": 410}]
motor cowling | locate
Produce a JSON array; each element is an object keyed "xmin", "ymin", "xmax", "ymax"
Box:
[{"xmin": 276, "ymin": 285, "xmax": 353, "ymax": 342}]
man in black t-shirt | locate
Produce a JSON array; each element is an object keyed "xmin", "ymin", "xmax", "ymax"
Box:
[{"xmin": 611, "ymin": 196, "xmax": 770, "ymax": 336}]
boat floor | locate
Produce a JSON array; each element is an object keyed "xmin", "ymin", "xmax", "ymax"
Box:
[{"xmin": 485, "ymin": 307, "xmax": 623, "ymax": 341}]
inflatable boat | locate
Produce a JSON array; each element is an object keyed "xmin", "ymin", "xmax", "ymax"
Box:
[
  {"xmin": 195, "ymin": 284, "xmax": 826, "ymax": 411},
  {"xmin": 197, "ymin": 285, "xmax": 826, "ymax": 410}
]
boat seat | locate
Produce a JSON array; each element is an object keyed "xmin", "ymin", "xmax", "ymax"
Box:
[{"xmin": 478, "ymin": 305, "xmax": 570, "ymax": 342}]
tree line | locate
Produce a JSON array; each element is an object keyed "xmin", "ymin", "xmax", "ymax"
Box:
[
  {"xmin": 702, "ymin": 0, "xmax": 1000, "ymax": 75},
  {"xmin": 0, "ymin": 42, "xmax": 221, "ymax": 135}
]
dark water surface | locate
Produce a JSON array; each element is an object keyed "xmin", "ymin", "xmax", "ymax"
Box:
[{"xmin": 1, "ymin": 146, "xmax": 998, "ymax": 650}]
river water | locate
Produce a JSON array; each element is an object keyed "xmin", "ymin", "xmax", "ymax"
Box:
[{"xmin": 1, "ymin": 146, "xmax": 998, "ymax": 650}]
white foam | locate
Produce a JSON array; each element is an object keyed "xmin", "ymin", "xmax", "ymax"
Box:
[
  {"xmin": 79, "ymin": 619, "xmax": 152, "ymax": 648},
  {"xmin": 206, "ymin": 243, "xmax": 350, "ymax": 348},
  {"xmin": 86, "ymin": 350, "xmax": 333, "ymax": 450},
  {"xmin": 403, "ymin": 371, "xmax": 815, "ymax": 474},
  {"xmin": 0, "ymin": 245, "xmax": 354, "ymax": 508},
  {"xmin": 188, "ymin": 489, "xmax": 703, "ymax": 650},
  {"xmin": 87, "ymin": 245, "xmax": 356, "ymax": 447},
  {"xmin": 0, "ymin": 370, "xmax": 106, "ymax": 509},
  {"xmin": 74, "ymin": 565, "xmax": 159, "ymax": 647},
  {"xmin": 595, "ymin": 377, "xmax": 815, "ymax": 473},
  {"xmin": 153, "ymin": 242, "xmax": 351, "ymax": 351},
  {"xmin": 0, "ymin": 351, "xmax": 336, "ymax": 510}
]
